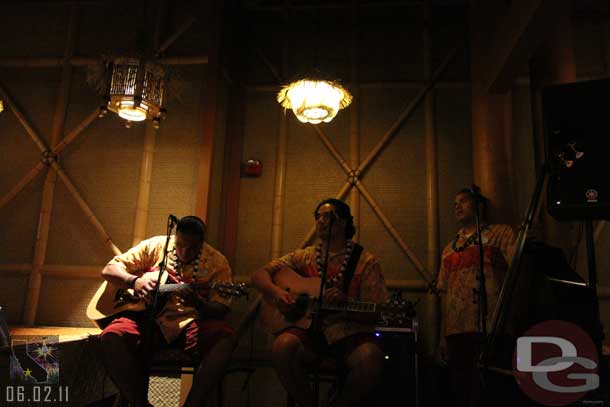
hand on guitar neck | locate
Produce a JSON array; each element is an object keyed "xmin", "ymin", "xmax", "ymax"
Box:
[{"xmin": 132, "ymin": 273, "xmax": 159, "ymax": 298}]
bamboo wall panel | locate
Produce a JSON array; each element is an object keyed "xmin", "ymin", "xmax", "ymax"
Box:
[
  {"xmin": 0, "ymin": 177, "xmax": 45, "ymax": 264},
  {"xmin": 1, "ymin": 6, "xmax": 66, "ymax": 56},
  {"xmin": 37, "ymin": 276, "xmax": 100, "ymax": 326},
  {"xmin": 0, "ymin": 107, "xmax": 40, "ymax": 196},
  {"xmin": 358, "ymin": 87, "xmax": 426, "ymax": 280},
  {"xmin": 75, "ymin": 6, "xmax": 142, "ymax": 56},
  {"xmin": 46, "ymin": 182, "xmax": 115, "ymax": 265},
  {"xmin": 235, "ymin": 92, "xmax": 278, "ymax": 275},
  {"xmin": 281, "ymin": 114, "xmax": 351, "ymax": 255},
  {"xmin": 435, "ymin": 86, "xmax": 473, "ymax": 246},
  {"xmin": 206, "ymin": 85, "xmax": 229, "ymax": 250},
  {"xmin": 573, "ymin": 19, "xmax": 608, "ymax": 78},
  {"xmin": 146, "ymin": 69, "xmax": 206, "ymax": 238},
  {"xmin": 0, "ymin": 275, "xmax": 29, "ymax": 323}
]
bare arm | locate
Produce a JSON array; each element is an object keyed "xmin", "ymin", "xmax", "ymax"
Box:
[
  {"xmin": 101, "ymin": 263, "xmax": 158, "ymax": 296},
  {"xmin": 251, "ymin": 266, "xmax": 295, "ymax": 308}
]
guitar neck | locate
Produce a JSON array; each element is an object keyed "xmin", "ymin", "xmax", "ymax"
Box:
[
  {"xmin": 321, "ymin": 300, "xmax": 377, "ymax": 314},
  {"xmin": 157, "ymin": 281, "xmax": 214, "ymax": 293}
]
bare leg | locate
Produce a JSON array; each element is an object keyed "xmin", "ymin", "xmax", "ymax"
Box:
[
  {"xmin": 330, "ymin": 342, "xmax": 384, "ymax": 407},
  {"xmin": 99, "ymin": 333, "xmax": 150, "ymax": 407},
  {"xmin": 185, "ymin": 334, "xmax": 237, "ymax": 407},
  {"xmin": 271, "ymin": 332, "xmax": 318, "ymax": 407}
]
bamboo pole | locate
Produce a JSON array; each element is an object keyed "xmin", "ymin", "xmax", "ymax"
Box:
[
  {"xmin": 0, "ymin": 107, "xmax": 98, "ymax": 211},
  {"xmin": 157, "ymin": 16, "xmax": 197, "ymax": 56},
  {"xmin": 52, "ymin": 108, "xmax": 100, "ymax": 155},
  {"xmin": 358, "ymin": 46, "xmax": 459, "ymax": 174},
  {"xmin": 0, "ymin": 55, "xmax": 209, "ymax": 67},
  {"xmin": 354, "ymin": 179, "xmax": 433, "ymax": 282},
  {"xmin": 52, "ymin": 162, "xmax": 121, "ymax": 256},
  {"xmin": 0, "ymin": 162, "xmax": 46, "ymax": 209},
  {"xmin": 311, "ymin": 126, "xmax": 352, "ymax": 174},
  {"xmin": 0, "ymin": 81, "xmax": 48, "ymax": 154},
  {"xmin": 247, "ymin": 80, "xmax": 469, "ymax": 92},
  {"xmin": 350, "ymin": 0, "xmax": 361, "ymax": 242},
  {"xmin": 132, "ymin": 124, "xmax": 156, "ymax": 246},
  {"xmin": 194, "ymin": 0, "xmax": 222, "ymax": 221},
  {"xmin": 24, "ymin": 6, "xmax": 79, "ymax": 325},
  {"xmin": 271, "ymin": 109, "xmax": 288, "ymax": 258},
  {"xmin": 423, "ymin": 0, "xmax": 440, "ymax": 356},
  {"xmin": 0, "ymin": 264, "xmax": 32, "ymax": 272}
]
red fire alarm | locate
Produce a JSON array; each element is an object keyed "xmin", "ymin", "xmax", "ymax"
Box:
[{"xmin": 241, "ymin": 159, "xmax": 263, "ymax": 177}]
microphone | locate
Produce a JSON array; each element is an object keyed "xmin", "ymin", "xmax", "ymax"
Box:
[
  {"xmin": 169, "ymin": 214, "xmax": 180, "ymax": 224},
  {"xmin": 470, "ymin": 184, "xmax": 481, "ymax": 201}
]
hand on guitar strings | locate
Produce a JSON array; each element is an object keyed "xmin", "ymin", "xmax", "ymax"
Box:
[
  {"xmin": 272, "ymin": 287, "xmax": 296, "ymax": 315},
  {"xmin": 323, "ymin": 287, "xmax": 346, "ymax": 305},
  {"xmin": 133, "ymin": 274, "xmax": 158, "ymax": 298}
]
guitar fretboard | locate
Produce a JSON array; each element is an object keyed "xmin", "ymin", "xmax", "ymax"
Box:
[
  {"xmin": 322, "ymin": 300, "xmax": 377, "ymax": 313},
  {"xmin": 157, "ymin": 282, "xmax": 214, "ymax": 293}
]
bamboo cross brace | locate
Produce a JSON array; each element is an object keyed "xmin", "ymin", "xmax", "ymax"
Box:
[
  {"xmin": 354, "ymin": 179, "xmax": 432, "ymax": 281},
  {"xmin": 0, "ymin": 162, "xmax": 46, "ymax": 210},
  {"xmin": 157, "ymin": 16, "xmax": 197, "ymax": 57},
  {"xmin": 357, "ymin": 46, "xmax": 458, "ymax": 174},
  {"xmin": 52, "ymin": 108, "xmax": 101, "ymax": 155},
  {"xmin": 309, "ymin": 117, "xmax": 433, "ymax": 281},
  {"xmin": 51, "ymin": 162, "xmax": 121, "ymax": 256},
  {"xmin": 0, "ymin": 108, "xmax": 101, "ymax": 210},
  {"xmin": 0, "ymin": 81, "xmax": 48, "ymax": 154}
]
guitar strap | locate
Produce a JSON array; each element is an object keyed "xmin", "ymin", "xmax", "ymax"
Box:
[{"xmin": 342, "ymin": 243, "xmax": 363, "ymax": 294}]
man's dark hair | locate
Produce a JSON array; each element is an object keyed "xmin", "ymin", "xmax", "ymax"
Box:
[
  {"xmin": 314, "ymin": 198, "xmax": 356, "ymax": 239},
  {"xmin": 457, "ymin": 187, "xmax": 489, "ymax": 221},
  {"xmin": 176, "ymin": 215, "xmax": 207, "ymax": 241}
]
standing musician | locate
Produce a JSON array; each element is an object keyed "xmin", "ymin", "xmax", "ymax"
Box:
[
  {"xmin": 98, "ymin": 215, "xmax": 237, "ymax": 407},
  {"xmin": 251, "ymin": 198, "xmax": 389, "ymax": 407},
  {"xmin": 435, "ymin": 188, "xmax": 516, "ymax": 407}
]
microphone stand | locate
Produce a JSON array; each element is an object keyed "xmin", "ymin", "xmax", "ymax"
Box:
[
  {"xmin": 312, "ymin": 213, "xmax": 335, "ymax": 334},
  {"xmin": 471, "ymin": 186, "xmax": 488, "ymax": 338},
  {"xmin": 311, "ymin": 213, "xmax": 334, "ymax": 406},
  {"xmin": 141, "ymin": 214, "xmax": 176, "ymax": 399}
]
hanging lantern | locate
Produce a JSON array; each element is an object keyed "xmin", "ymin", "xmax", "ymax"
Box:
[
  {"xmin": 277, "ymin": 78, "xmax": 352, "ymax": 124},
  {"xmin": 0, "ymin": 99, "xmax": 4, "ymax": 114},
  {"xmin": 103, "ymin": 58, "xmax": 167, "ymax": 129}
]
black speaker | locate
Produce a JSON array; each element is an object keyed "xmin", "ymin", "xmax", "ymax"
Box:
[{"xmin": 542, "ymin": 78, "xmax": 610, "ymax": 220}]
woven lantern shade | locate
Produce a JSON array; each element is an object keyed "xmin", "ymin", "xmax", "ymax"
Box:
[
  {"xmin": 277, "ymin": 78, "xmax": 352, "ymax": 124},
  {"xmin": 0, "ymin": 99, "xmax": 3, "ymax": 114},
  {"xmin": 103, "ymin": 58, "xmax": 166, "ymax": 128}
]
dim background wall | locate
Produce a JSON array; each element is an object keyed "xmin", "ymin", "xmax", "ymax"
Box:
[{"xmin": 0, "ymin": 1, "xmax": 609, "ymax": 405}]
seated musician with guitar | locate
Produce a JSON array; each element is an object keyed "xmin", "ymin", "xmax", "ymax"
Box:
[
  {"xmin": 252, "ymin": 199, "xmax": 389, "ymax": 407},
  {"xmin": 96, "ymin": 216, "xmax": 238, "ymax": 407}
]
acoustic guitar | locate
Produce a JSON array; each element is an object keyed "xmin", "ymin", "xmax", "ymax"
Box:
[
  {"xmin": 87, "ymin": 270, "xmax": 248, "ymax": 329},
  {"xmin": 258, "ymin": 268, "xmax": 414, "ymax": 334}
]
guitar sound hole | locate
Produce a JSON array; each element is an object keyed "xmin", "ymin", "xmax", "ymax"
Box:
[{"xmin": 284, "ymin": 294, "xmax": 309, "ymax": 322}]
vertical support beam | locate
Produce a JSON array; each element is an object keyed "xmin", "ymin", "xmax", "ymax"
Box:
[
  {"xmin": 470, "ymin": 0, "xmax": 515, "ymax": 225},
  {"xmin": 132, "ymin": 125, "xmax": 156, "ymax": 246},
  {"xmin": 423, "ymin": 0, "xmax": 439, "ymax": 357},
  {"xmin": 349, "ymin": 0, "xmax": 361, "ymax": 242},
  {"xmin": 271, "ymin": 43, "xmax": 288, "ymax": 259},
  {"xmin": 218, "ymin": 5, "xmax": 246, "ymax": 267},
  {"xmin": 195, "ymin": 0, "xmax": 223, "ymax": 222},
  {"xmin": 218, "ymin": 84, "xmax": 244, "ymax": 266},
  {"xmin": 24, "ymin": 6, "xmax": 78, "ymax": 325},
  {"xmin": 529, "ymin": 0, "xmax": 575, "ymax": 251},
  {"xmin": 132, "ymin": 0, "xmax": 165, "ymax": 246}
]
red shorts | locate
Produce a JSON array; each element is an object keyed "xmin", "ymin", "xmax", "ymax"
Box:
[
  {"xmin": 100, "ymin": 314, "xmax": 235, "ymax": 362},
  {"xmin": 279, "ymin": 327, "xmax": 382, "ymax": 366}
]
